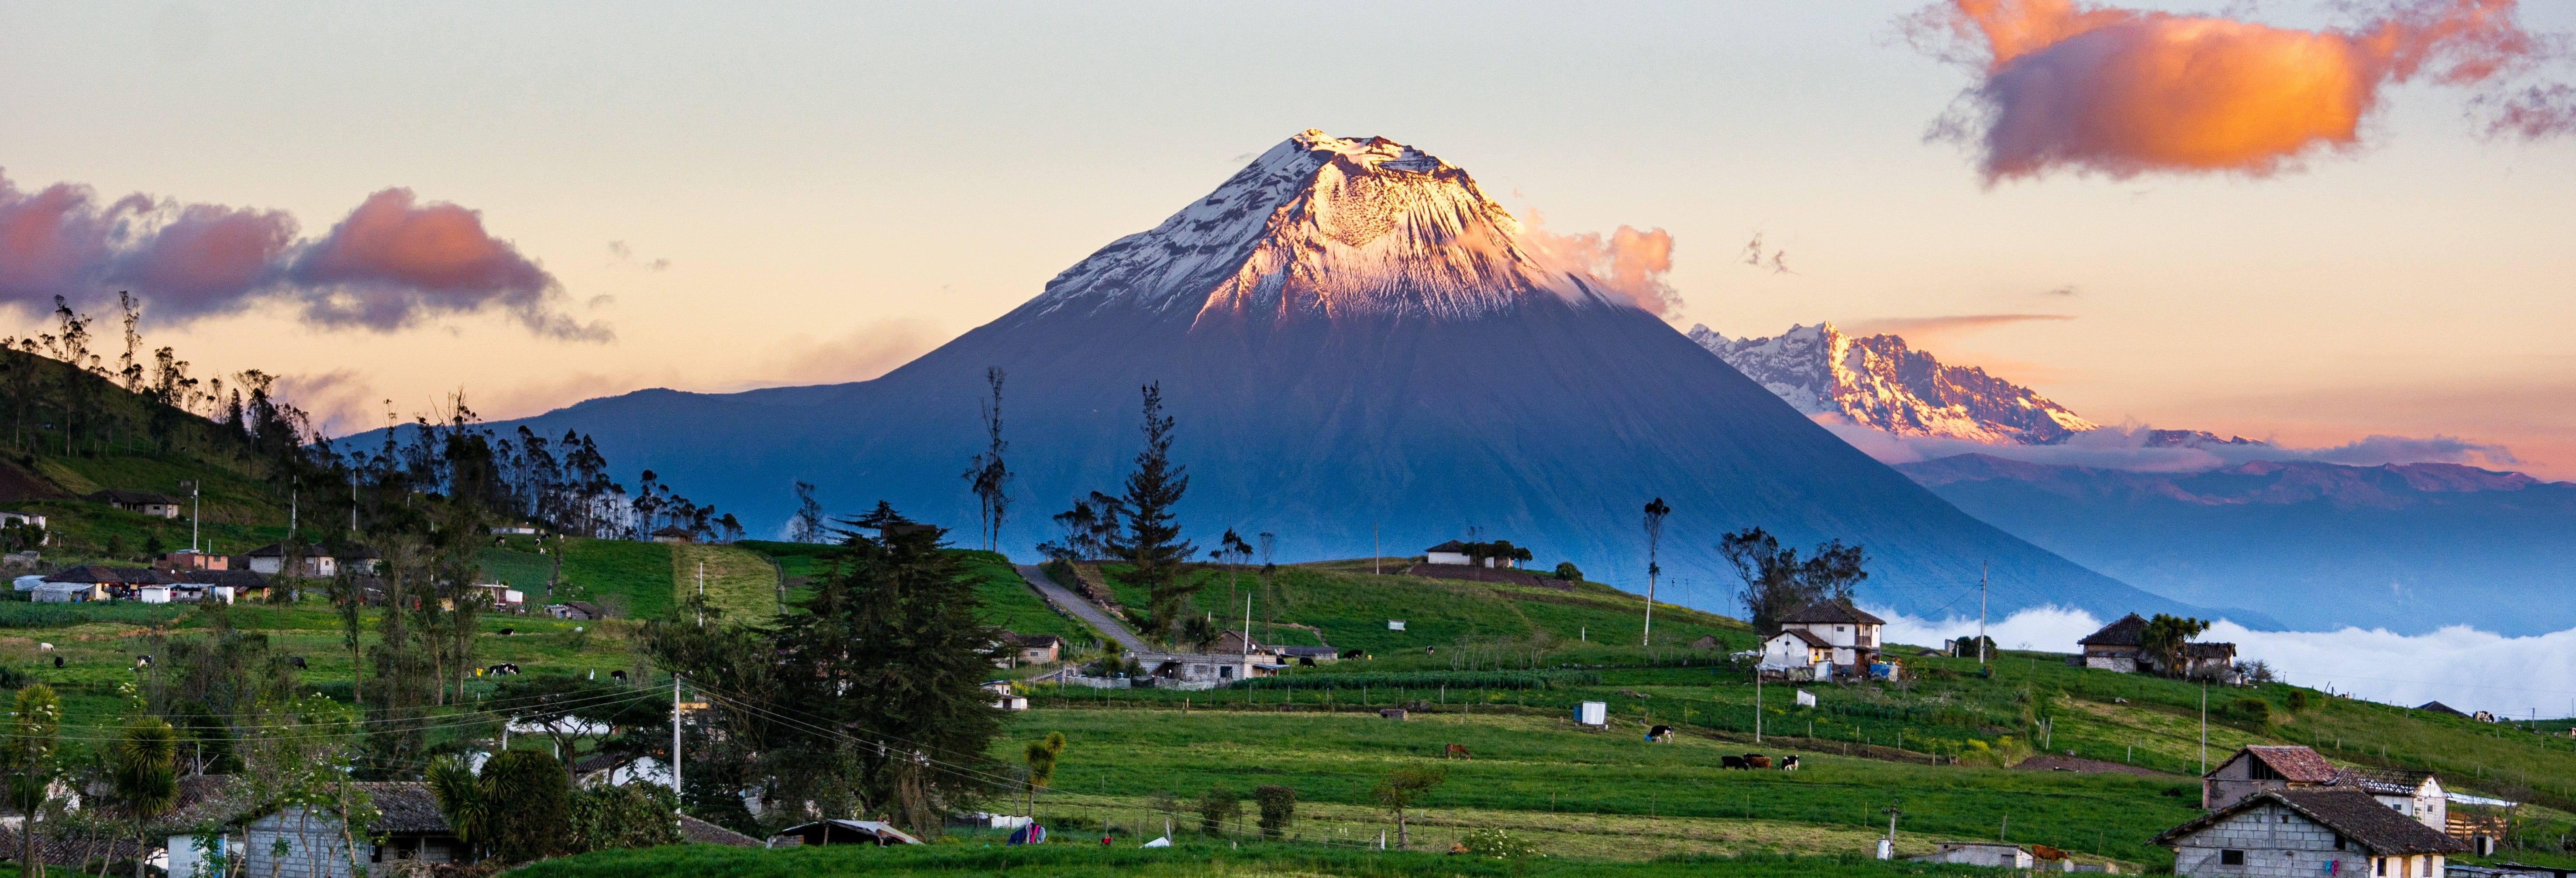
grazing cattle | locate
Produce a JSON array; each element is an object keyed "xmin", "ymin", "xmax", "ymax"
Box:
[
  {"xmin": 487, "ymin": 663, "xmax": 520, "ymax": 675},
  {"xmin": 610, "ymin": 670, "xmax": 628, "ymax": 682},
  {"xmin": 53, "ymin": 655, "xmax": 64, "ymax": 668},
  {"xmin": 1445, "ymin": 744, "xmax": 1472, "ymax": 760},
  {"xmin": 289, "ymin": 656, "xmax": 307, "ymax": 669},
  {"xmin": 1746, "ymin": 754, "xmax": 1772, "ymax": 769},
  {"xmin": 136, "ymin": 655, "xmax": 151, "ymax": 667},
  {"xmin": 1646, "ymin": 724, "xmax": 1675, "ymax": 742},
  {"xmin": 497, "ymin": 627, "xmax": 515, "ymax": 636},
  {"xmin": 36, "ymin": 642, "xmax": 51, "ymax": 651},
  {"xmin": 1722, "ymin": 756, "xmax": 1750, "ymax": 769},
  {"xmin": 1779, "ymin": 755, "xmax": 1801, "ymax": 771}
]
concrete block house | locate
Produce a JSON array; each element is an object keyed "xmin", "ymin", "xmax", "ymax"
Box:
[{"xmin": 2154, "ymin": 789, "xmax": 2460, "ymax": 878}]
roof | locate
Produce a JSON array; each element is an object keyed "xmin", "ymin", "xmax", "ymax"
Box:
[
  {"xmin": 565, "ymin": 600, "xmax": 602, "ymax": 615},
  {"xmin": 2077, "ymin": 613, "xmax": 2146, "ymax": 647},
  {"xmin": 772, "ymin": 819, "xmax": 923, "ymax": 845},
  {"xmin": 680, "ymin": 815, "xmax": 761, "ymax": 847},
  {"xmin": 243, "ymin": 541, "xmax": 293, "ymax": 557},
  {"xmin": 1425, "ymin": 540, "xmax": 1468, "ymax": 552},
  {"xmin": 1779, "ymin": 600, "xmax": 1886, "ymax": 626},
  {"xmin": 2230, "ymin": 745, "xmax": 2342, "ymax": 783},
  {"xmin": 51, "ymin": 565, "xmax": 177, "ymax": 585},
  {"xmin": 2418, "ymin": 701, "xmax": 2469, "ymax": 716},
  {"xmin": 176, "ymin": 569, "xmax": 270, "ymax": 587},
  {"xmin": 1769, "ymin": 629, "xmax": 1833, "ymax": 648},
  {"xmin": 353, "ymin": 782, "xmax": 450, "ymax": 834},
  {"xmin": 2154, "ymin": 790, "xmax": 2462, "ymax": 855},
  {"xmin": 651, "ymin": 525, "xmax": 694, "ymax": 537},
  {"xmin": 1006, "ymin": 633, "xmax": 1066, "ymax": 647},
  {"xmin": 88, "ymin": 489, "xmax": 179, "ymax": 505},
  {"xmin": 2340, "ymin": 768, "xmax": 2437, "ymax": 795},
  {"xmin": 2184, "ymin": 642, "xmax": 2237, "ymax": 658}
]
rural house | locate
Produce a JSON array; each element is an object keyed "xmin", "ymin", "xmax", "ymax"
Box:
[
  {"xmin": 1911, "ymin": 841, "xmax": 2035, "ymax": 868},
  {"xmin": 1002, "ymin": 633, "xmax": 1064, "ymax": 665},
  {"xmin": 2343, "ymin": 769, "xmax": 2447, "ymax": 833},
  {"xmin": 546, "ymin": 600, "xmax": 605, "ymax": 620},
  {"xmin": 241, "ymin": 782, "xmax": 461, "ymax": 878},
  {"xmin": 90, "ymin": 489, "xmax": 182, "ymax": 518},
  {"xmin": 651, "ymin": 525, "xmax": 696, "ymax": 544},
  {"xmin": 2079, "ymin": 613, "xmax": 2242, "ymax": 679},
  {"xmin": 2205, "ymin": 745, "xmax": 2345, "ymax": 809},
  {"xmin": 1123, "ymin": 648, "xmax": 1281, "ymax": 689},
  {"xmin": 245, "ymin": 542, "xmax": 338, "ymax": 578},
  {"xmin": 1774, "ymin": 600, "xmax": 1884, "ymax": 674},
  {"xmin": 2153, "ymin": 789, "xmax": 2461, "ymax": 878},
  {"xmin": 1423, "ymin": 541, "xmax": 1474, "ymax": 565},
  {"xmin": 1757, "ymin": 629, "xmax": 1836, "ymax": 681}
]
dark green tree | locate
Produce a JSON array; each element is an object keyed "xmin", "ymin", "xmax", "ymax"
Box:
[
  {"xmin": 1370, "ymin": 764, "xmax": 1447, "ymax": 848},
  {"xmin": 1718, "ymin": 528, "xmax": 1870, "ymax": 635},
  {"xmin": 773, "ymin": 516, "xmax": 1006, "ymax": 836},
  {"xmin": 1110, "ymin": 383, "xmax": 1196, "ymax": 644},
  {"xmin": 1253, "ymin": 785, "xmax": 1296, "ymax": 839},
  {"xmin": 1195, "ymin": 785, "xmax": 1241, "ymax": 836},
  {"xmin": 2140, "ymin": 614, "xmax": 2212, "ymax": 678},
  {"xmin": 482, "ymin": 750, "xmax": 572, "ymax": 863}
]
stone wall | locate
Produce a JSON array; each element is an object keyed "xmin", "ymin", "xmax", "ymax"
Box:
[{"xmin": 2172, "ymin": 802, "xmax": 2369, "ymax": 878}]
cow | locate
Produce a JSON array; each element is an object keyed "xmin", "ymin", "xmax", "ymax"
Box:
[
  {"xmin": 53, "ymin": 655, "xmax": 64, "ymax": 668},
  {"xmin": 1722, "ymin": 756, "xmax": 1750, "ymax": 769},
  {"xmin": 487, "ymin": 663, "xmax": 520, "ymax": 675},
  {"xmin": 611, "ymin": 670, "xmax": 629, "ymax": 682},
  {"xmin": 1779, "ymin": 755, "xmax": 1801, "ymax": 771},
  {"xmin": 1646, "ymin": 724, "xmax": 1675, "ymax": 743},
  {"xmin": 136, "ymin": 655, "xmax": 151, "ymax": 668},
  {"xmin": 36, "ymin": 642, "xmax": 51, "ymax": 651},
  {"xmin": 1746, "ymin": 754, "xmax": 1772, "ymax": 769},
  {"xmin": 1445, "ymin": 744, "xmax": 1472, "ymax": 760},
  {"xmin": 497, "ymin": 628, "xmax": 515, "ymax": 637},
  {"xmin": 289, "ymin": 656, "xmax": 307, "ymax": 669}
]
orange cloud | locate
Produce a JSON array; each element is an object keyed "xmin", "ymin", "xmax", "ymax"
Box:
[
  {"xmin": 1515, "ymin": 211, "xmax": 1682, "ymax": 316},
  {"xmin": 1906, "ymin": 0, "xmax": 2571, "ymax": 181}
]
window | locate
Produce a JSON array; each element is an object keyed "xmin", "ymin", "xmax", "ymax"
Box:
[
  {"xmin": 2250, "ymin": 760, "xmax": 2284, "ymax": 781},
  {"xmin": 2376, "ymin": 857, "xmax": 2387, "ymax": 876},
  {"xmin": 2422, "ymin": 858, "xmax": 2432, "ymax": 877},
  {"xmin": 2220, "ymin": 850, "xmax": 2245, "ymax": 866}
]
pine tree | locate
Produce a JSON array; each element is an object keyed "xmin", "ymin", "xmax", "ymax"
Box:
[{"xmin": 1112, "ymin": 383, "xmax": 1197, "ymax": 644}]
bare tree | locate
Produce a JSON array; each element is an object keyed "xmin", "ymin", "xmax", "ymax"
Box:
[
  {"xmin": 1641, "ymin": 498, "xmax": 1670, "ymax": 646},
  {"xmin": 963, "ymin": 368, "xmax": 1012, "ymax": 552}
]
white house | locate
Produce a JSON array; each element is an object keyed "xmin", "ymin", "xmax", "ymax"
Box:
[
  {"xmin": 1911, "ymin": 842, "xmax": 2034, "ymax": 868},
  {"xmin": 1424, "ymin": 541, "xmax": 1472, "ymax": 565},
  {"xmin": 2153, "ymin": 789, "xmax": 2461, "ymax": 878},
  {"xmin": 2343, "ymin": 770, "xmax": 2447, "ymax": 833},
  {"xmin": 89, "ymin": 489, "xmax": 182, "ymax": 518},
  {"xmin": 136, "ymin": 585, "xmax": 174, "ymax": 604},
  {"xmin": 1124, "ymin": 649, "xmax": 1281, "ymax": 689},
  {"xmin": 1758, "ymin": 629, "xmax": 1835, "ymax": 680},
  {"xmin": 1775, "ymin": 600, "xmax": 1885, "ymax": 672}
]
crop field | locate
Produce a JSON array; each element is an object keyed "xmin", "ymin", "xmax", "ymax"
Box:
[{"xmin": 511, "ymin": 842, "xmax": 2015, "ymax": 878}]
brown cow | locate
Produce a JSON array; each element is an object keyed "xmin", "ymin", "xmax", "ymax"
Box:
[
  {"xmin": 1445, "ymin": 744, "xmax": 1472, "ymax": 760},
  {"xmin": 1745, "ymin": 754, "xmax": 1772, "ymax": 769}
]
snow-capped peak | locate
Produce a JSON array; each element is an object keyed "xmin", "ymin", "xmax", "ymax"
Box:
[
  {"xmin": 1690, "ymin": 322, "xmax": 2098, "ymax": 444},
  {"xmin": 1028, "ymin": 130, "xmax": 1630, "ymax": 323}
]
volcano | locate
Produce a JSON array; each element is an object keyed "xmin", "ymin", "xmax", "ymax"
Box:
[{"xmin": 456, "ymin": 131, "xmax": 2213, "ymax": 623}]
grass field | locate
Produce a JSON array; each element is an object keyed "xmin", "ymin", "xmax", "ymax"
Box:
[
  {"xmin": 558, "ymin": 538, "xmax": 676, "ymax": 620},
  {"xmin": 510, "ymin": 840, "xmax": 2014, "ymax": 878},
  {"xmin": 673, "ymin": 543, "xmax": 781, "ymax": 623}
]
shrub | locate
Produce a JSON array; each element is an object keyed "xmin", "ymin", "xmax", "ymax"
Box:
[
  {"xmin": 2233, "ymin": 697, "xmax": 2273, "ymax": 722},
  {"xmin": 1461, "ymin": 827, "xmax": 1541, "ymax": 859},
  {"xmin": 1553, "ymin": 562, "xmax": 1580, "ymax": 581},
  {"xmin": 1252, "ymin": 785, "xmax": 1295, "ymax": 839},
  {"xmin": 2285, "ymin": 689, "xmax": 2314, "ymax": 713},
  {"xmin": 1194, "ymin": 785, "xmax": 1240, "ymax": 836},
  {"xmin": 568, "ymin": 783, "xmax": 681, "ymax": 854},
  {"xmin": 485, "ymin": 750, "xmax": 572, "ymax": 863}
]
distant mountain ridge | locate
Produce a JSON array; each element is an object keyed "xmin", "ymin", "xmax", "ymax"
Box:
[
  {"xmin": 1688, "ymin": 323, "xmax": 2097, "ymax": 444},
  {"xmin": 1897, "ymin": 453, "xmax": 2576, "ymax": 634},
  {"xmin": 362, "ymin": 130, "xmax": 2216, "ymax": 627}
]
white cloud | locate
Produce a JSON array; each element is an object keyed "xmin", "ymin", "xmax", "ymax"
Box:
[{"xmin": 1873, "ymin": 606, "xmax": 2576, "ymax": 719}]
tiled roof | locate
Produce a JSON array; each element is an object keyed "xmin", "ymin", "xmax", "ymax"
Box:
[
  {"xmin": 1779, "ymin": 600, "xmax": 1886, "ymax": 626},
  {"xmin": 2184, "ymin": 642, "xmax": 2236, "ymax": 658},
  {"xmin": 2417, "ymin": 701, "xmax": 2468, "ymax": 716},
  {"xmin": 1425, "ymin": 540, "xmax": 1467, "ymax": 552},
  {"xmin": 52, "ymin": 565, "xmax": 178, "ymax": 585},
  {"xmin": 1772, "ymin": 629, "xmax": 1833, "ymax": 649},
  {"xmin": 2155, "ymin": 790, "xmax": 2462, "ymax": 855},
  {"xmin": 2077, "ymin": 614, "xmax": 2146, "ymax": 647},
  {"xmin": 89, "ymin": 489, "xmax": 179, "ymax": 505},
  {"xmin": 354, "ymin": 782, "xmax": 451, "ymax": 834},
  {"xmin": 680, "ymin": 815, "xmax": 760, "ymax": 847},
  {"xmin": 2239, "ymin": 745, "xmax": 2342, "ymax": 783},
  {"xmin": 176, "ymin": 569, "xmax": 270, "ymax": 587}
]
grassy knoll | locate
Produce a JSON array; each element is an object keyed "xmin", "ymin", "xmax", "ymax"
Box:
[
  {"xmin": 672, "ymin": 543, "xmax": 781, "ymax": 623},
  {"xmin": 735, "ymin": 541, "xmax": 1099, "ymax": 644},
  {"xmin": 511, "ymin": 840, "xmax": 2008, "ymax": 878},
  {"xmin": 558, "ymin": 538, "xmax": 676, "ymax": 620},
  {"xmin": 1090, "ymin": 561, "xmax": 1750, "ymax": 657},
  {"xmin": 480, "ymin": 543, "xmax": 558, "ymax": 593}
]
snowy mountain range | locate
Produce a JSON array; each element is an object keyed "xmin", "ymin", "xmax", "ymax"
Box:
[{"xmin": 1688, "ymin": 322, "xmax": 2099, "ymax": 444}]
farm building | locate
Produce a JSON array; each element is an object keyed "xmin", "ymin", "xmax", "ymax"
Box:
[
  {"xmin": 240, "ymin": 782, "xmax": 461, "ymax": 878},
  {"xmin": 1123, "ymin": 649, "xmax": 1281, "ymax": 689},
  {"xmin": 768, "ymin": 819, "xmax": 923, "ymax": 847},
  {"xmin": 2078, "ymin": 613, "xmax": 2242, "ymax": 679},
  {"xmin": 90, "ymin": 489, "xmax": 182, "ymax": 518},
  {"xmin": 1423, "ymin": 540, "xmax": 1473, "ymax": 565},
  {"xmin": 1911, "ymin": 841, "xmax": 2035, "ymax": 868},
  {"xmin": 2204, "ymin": 745, "xmax": 2344, "ymax": 809},
  {"xmin": 651, "ymin": 525, "xmax": 696, "ymax": 544},
  {"xmin": 2153, "ymin": 789, "xmax": 2460, "ymax": 878},
  {"xmin": 1002, "ymin": 633, "xmax": 1065, "ymax": 665},
  {"xmin": 1772, "ymin": 599, "xmax": 1884, "ymax": 676},
  {"xmin": 546, "ymin": 600, "xmax": 606, "ymax": 620},
  {"xmin": 1757, "ymin": 629, "xmax": 1835, "ymax": 681}
]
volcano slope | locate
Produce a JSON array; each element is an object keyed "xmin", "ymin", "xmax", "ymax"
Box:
[{"xmin": 439, "ymin": 130, "xmax": 2201, "ymax": 622}]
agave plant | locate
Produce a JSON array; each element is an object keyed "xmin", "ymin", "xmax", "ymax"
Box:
[{"xmin": 426, "ymin": 755, "xmax": 492, "ymax": 854}]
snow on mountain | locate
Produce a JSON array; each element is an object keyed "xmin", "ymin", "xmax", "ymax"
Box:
[
  {"xmin": 1030, "ymin": 130, "xmax": 1626, "ymax": 324},
  {"xmin": 1689, "ymin": 322, "xmax": 2097, "ymax": 444}
]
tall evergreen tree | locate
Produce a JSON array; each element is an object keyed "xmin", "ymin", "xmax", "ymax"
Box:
[
  {"xmin": 772, "ymin": 516, "xmax": 1005, "ymax": 835},
  {"xmin": 1112, "ymin": 382, "xmax": 1197, "ymax": 644}
]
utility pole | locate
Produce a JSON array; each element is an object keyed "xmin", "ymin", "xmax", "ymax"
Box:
[
  {"xmin": 1977, "ymin": 561, "xmax": 1989, "ymax": 666},
  {"xmin": 1243, "ymin": 592, "xmax": 1253, "ymax": 663},
  {"xmin": 1755, "ymin": 670, "xmax": 1763, "ymax": 743},
  {"xmin": 1641, "ymin": 498, "xmax": 1669, "ymax": 647},
  {"xmin": 186, "ymin": 479, "xmax": 201, "ymax": 553},
  {"xmin": 1372, "ymin": 523, "xmax": 1379, "ymax": 576},
  {"xmin": 2201, "ymin": 683, "xmax": 2210, "ymax": 776},
  {"xmin": 696, "ymin": 560, "xmax": 706, "ymax": 627},
  {"xmin": 672, "ymin": 675, "xmax": 685, "ymax": 800},
  {"xmin": 289, "ymin": 477, "xmax": 298, "ymax": 537}
]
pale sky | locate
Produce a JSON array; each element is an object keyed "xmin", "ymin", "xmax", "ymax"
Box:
[{"xmin": 3, "ymin": 2, "xmax": 2570, "ymax": 475}]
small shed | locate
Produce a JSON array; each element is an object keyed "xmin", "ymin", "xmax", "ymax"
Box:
[
  {"xmin": 768, "ymin": 819, "xmax": 923, "ymax": 847},
  {"xmin": 651, "ymin": 526, "xmax": 696, "ymax": 544},
  {"xmin": 1913, "ymin": 841, "xmax": 2035, "ymax": 868}
]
